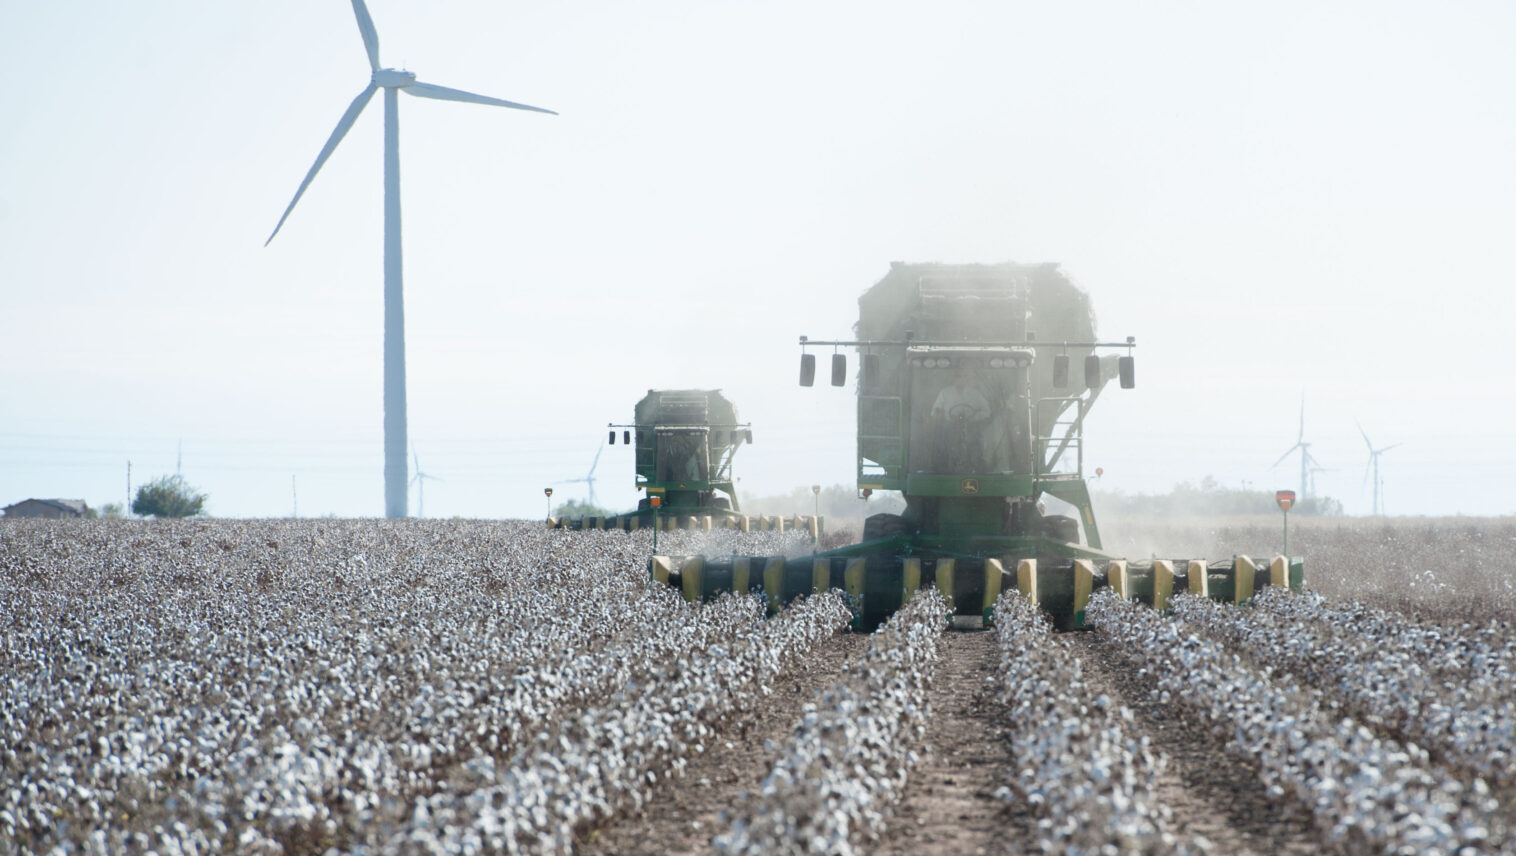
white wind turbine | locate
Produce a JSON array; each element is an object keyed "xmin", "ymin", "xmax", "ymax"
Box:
[
  {"xmin": 1357, "ymin": 421, "xmax": 1401, "ymax": 516},
  {"xmin": 559, "ymin": 443, "xmax": 605, "ymax": 509},
  {"xmin": 1272, "ymin": 395, "xmax": 1322, "ymax": 500},
  {"xmin": 410, "ymin": 446, "xmax": 441, "ymax": 518},
  {"xmin": 266, "ymin": 0, "xmax": 555, "ymax": 518}
]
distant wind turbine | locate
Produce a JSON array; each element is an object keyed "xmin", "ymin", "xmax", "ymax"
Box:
[
  {"xmin": 1357, "ymin": 421, "xmax": 1401, "ymax": 516},
  {"xmin": 265, "ymin": 0, "xmax": 555, "ymax": 518},
  {"xmin": 1271, "ymin": 395, "xmax": 1322, "ymax": 499},
  {"xmin": 410, "ymin": 446, "xmax": 441, "ymax": 518},
  {"xmin": 560, "ymin": 443, "xmax": 605, "ymax": 508},
  {"xmin": 1306, "ymin": 463, "xmax": 1332, "ymax": 499}
]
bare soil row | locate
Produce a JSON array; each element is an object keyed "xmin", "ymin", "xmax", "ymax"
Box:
[{"xmin": 588, "ymin": 625, "xmax": 1338, "ymax": 855}]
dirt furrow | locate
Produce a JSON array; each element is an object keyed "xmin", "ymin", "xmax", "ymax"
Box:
[
  {"xmin": 876, "ymin": 626, "xmax": 1015, "ymax": 856},
  {"xmin": 578, "ymin": 630, "xmax": 868, "ymax": 856},
  {"xmin": 1068, "ymin": 631, "xmax": 1322, "ymax": 855}
]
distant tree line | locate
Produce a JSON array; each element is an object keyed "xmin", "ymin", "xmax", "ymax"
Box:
[
  {"xmin": 551, "ymin": 484, "xmax": 907, "ymax": 522},
  {"xmin": 742, "ymin": 484, "xmax": 906, "ymax": 520},
  {"xmin": 1094, "ymin": 475, "xmax": 1342, "ymax": 517},
  {"xmin": 556, "ymin": 477, "xmax": 1340, "ymax": 524},
  {"xmin": 552, "ymin": 498, "xmax": 610, "ymax": 519}
]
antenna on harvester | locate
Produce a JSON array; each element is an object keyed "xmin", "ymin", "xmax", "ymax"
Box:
[{"xmin": 265, "ymin": 0, "xmax": 555, "ymax": 518}]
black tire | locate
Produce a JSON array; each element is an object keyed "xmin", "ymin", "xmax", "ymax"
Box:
[
  {"xmin": 862, "ymin": 512, "xmax": 911, "ymax": 542},
  {"xmin": 860, "ymin": 513, "xmax": 913, "ymax": 630},
  {"xmin": 860, "ymin": 550, "xmax": 900, "ymax": 631},
  {"xmin": 1042, "ymin": 514, "xmax": 1080, "ymax": 544}
]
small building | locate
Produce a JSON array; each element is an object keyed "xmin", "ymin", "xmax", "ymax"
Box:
[{"xmin": 2, "ymin": 499, "xmax": 90, "ymax": 519}]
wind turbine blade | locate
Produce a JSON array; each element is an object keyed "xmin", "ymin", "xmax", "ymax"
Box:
[
  {"xmin": 401, "ymin": 80, "xmax": 557, "ymax": 114},
  {"xmin": 1356, "ymin": 419, "xmax": 1374, "ymax": 452},
  {"xmin": 588, "ymin": 444, "xmax": 604, "ymax": 477},
  {"xmin": 351, "ymin": 0, "xmax": 381, "ymax": 70},
  {"xmin": 1380, "ymin": 443, "xmax": 1403, "ymax": 454},
  {"xmin": 265, "ymin": 83, "xmax": 378, "ymax": 245},
  {"xmin": 1271, "ymin": 444, "xmax": 1301, "ymax": 469},
  {"xmin": 1297, "ymin": 394, "xmax": 1305, "ymax": 443}
]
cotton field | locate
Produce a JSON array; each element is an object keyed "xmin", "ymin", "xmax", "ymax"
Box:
[{"xmin": 3, "ymin": 518, "xmax": 1514, "ymax": 855}]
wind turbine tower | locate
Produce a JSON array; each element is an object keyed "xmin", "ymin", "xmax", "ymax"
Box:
[
  {"xmin": 1272, "ymin": 397, "xmax": 1322, "ymax": 500},
  {"xmin": 1357, "ymin": 421, "xmax": 1401, "ymax": 516},
  {"xmin": 266, "ymin": 0, "xmax": 555, "ymax": 518}
]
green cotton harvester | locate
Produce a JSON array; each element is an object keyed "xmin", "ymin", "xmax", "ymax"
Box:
[
  {"xmin": 650, "ymin": 262, "xmax": 1303, "ymax": 628},
  {"xmin": 551, "ymin": 389, "xmax": 822, "ymax": 535}
]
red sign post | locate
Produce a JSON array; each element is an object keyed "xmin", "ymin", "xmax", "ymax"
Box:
[{"xmin": 1275, "ymin": 490, "xmax": 1296, "ymax": 553}]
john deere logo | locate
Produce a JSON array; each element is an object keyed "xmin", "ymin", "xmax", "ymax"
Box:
[{"xmin": 960, "ymin": 478, "xmax": 979, "ymax": 495}]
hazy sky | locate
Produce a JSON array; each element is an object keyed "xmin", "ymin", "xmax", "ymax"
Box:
[{"xmin": 3, "ymin": 1, "xmax": 1514, "ymax": 520}]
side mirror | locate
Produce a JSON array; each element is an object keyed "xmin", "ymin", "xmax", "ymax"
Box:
[
  {"xmin": 623, "ymin": 430, "xmax": 631, "ymax": 445},
  {"xmin": 745, "ymin": 429, "xmax": 754, "ymax": 444},
  {"xmin": 800, "ymin": 353, "xmax": 816, "ymax": 386},
  {"xmin": 861, "ymin": 354, "xmax": 880, "ymax": 390},
  {"xmin": 831, "ymin": 353, "xmax": 846, "ymax": 386},
  {"xmin": 608, "ymin": 430, "xmax": 615, "ymax": 445},
  {"xmin": 1119, "ymin": 356, "xmax": 1135, "ymax": 389},
  {"xmin": 1084, "ymin": 354, "xmax": 1101, "ymax": 389},
  {"xmin": 1052, "ymin": 354, "xmax": 1069, "ymax": 388}
]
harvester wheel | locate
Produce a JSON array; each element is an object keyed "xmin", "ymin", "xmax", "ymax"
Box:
[
  {"xmin": 859, "ymin": 513, "xmax": 913, "ymax": 631},
  {"xmin": 862, "ymin": 512, "xmax": 911, "ymax": 543},
  {"xmin": 860, "ymin": 553, "xmax": 899, "ymax": 631},
  {"xmin": 1042, "ymin": 514, "xmax": 1080, "ymax": 544}
]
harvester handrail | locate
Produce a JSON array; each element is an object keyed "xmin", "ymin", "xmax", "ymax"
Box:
[{"xmin": 1036, "ymin": 394, "xmax": 1090, "ymax": 476}]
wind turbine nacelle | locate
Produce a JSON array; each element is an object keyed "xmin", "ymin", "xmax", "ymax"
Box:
[{"xmin": 373, "ymin": 68, "xmax": 418, "ymax": 87}]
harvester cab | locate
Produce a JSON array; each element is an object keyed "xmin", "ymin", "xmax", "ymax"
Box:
[
  {"xmin": 650, "ymin": 262, "xmax": 1303, "ymax": 629},
  {"xmin": 551, "ymin": 389, "xmax": 821, "ymax": 535}
]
